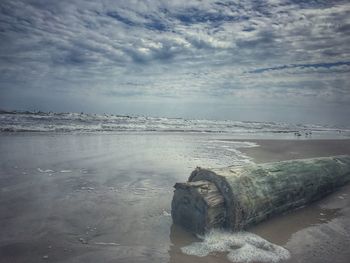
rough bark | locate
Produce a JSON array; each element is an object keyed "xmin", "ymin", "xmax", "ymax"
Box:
[{"xmin": 171, "ymin": 155, "xmax": 350, "ymax": 233}]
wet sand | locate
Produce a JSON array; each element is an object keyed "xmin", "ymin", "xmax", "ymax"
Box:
[
  {"xmin": 239, "ymin": 139, "xmax": 350, "ymax": 163},
  {"xmin": 1, "ymin": 134, "xmax": 350, "ymax": 263}
]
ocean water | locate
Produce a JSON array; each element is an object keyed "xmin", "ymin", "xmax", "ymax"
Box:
[{"xmin": 0, "ymin": 111, "xmax": 349, "ymax": 139}]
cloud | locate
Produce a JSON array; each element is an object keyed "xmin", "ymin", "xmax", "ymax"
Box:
[
  {"xmin": 0, "ymin": 0, "xmax": 349, "ymax": 123},
  {"xmin": 249, "ymin": 61, "xmax": 350, "ymax": 73}
]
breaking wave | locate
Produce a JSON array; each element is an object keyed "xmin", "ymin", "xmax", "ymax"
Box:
[{"xmin": 0, "ymin": 111, "xmax": 349, "ymax": 137}]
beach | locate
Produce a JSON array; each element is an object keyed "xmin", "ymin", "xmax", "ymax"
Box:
[
  {"xmin": 0, "ymin": 132, "xmax": 350, "ymax": 262},
  {"xmin": 2, "ymin": 0, "xmax": 350, "ymax": 261}
]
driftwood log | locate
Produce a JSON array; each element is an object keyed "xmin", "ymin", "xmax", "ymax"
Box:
[{"xmin": 171, "ymin": 155, "xmax": 350, "ymax": 234}]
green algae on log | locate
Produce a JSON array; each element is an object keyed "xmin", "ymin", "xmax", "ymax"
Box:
[{"xmin": 171, "ymin": 155, "xmax": 350, "ymax": 234}]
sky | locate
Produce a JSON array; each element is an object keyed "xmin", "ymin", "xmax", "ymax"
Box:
[{"xmin": 0, "ymin": 0, "xmax": 349, "ymax": 125}]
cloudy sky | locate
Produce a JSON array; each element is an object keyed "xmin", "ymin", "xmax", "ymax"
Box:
[{"xmin": 0, "ymin": 0, "xmax": 349, "ymax": 124}]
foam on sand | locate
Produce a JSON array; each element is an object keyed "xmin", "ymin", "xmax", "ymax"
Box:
[{"xmin": 181, "ymin": 230, "xmax": 290, "ymax": 263}]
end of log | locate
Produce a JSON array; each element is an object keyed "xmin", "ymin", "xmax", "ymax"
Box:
[{"xmin": 171, "ymin": 180, "xmax": 225, "ymax": 234}]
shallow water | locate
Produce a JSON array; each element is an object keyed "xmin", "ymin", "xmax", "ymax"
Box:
[
  {"xmin": 0, "ymin": 132, "xmax": 258, "ymax": 262},
  {"xmin": 0, "ymin": 132, "xmax": 349, "ymax": 262}
]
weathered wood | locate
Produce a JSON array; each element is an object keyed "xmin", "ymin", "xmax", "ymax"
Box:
[
  {"xmin": 171, "ymin": 155, "xmax": 350, "ymax": 233},
  {"xmin": 171, "ymin": 180, "xmax": 225, "ymax": 234}
]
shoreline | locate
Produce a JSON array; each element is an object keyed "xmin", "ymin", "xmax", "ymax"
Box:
[{"xmin": 1, "ymin": 134, "xmax": 350, "ymax": 263}]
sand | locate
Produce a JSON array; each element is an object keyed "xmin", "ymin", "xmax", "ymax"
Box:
[
  {"xmin": 239, "ymin": 139, "xmax": 350, "ymax": 163},
  {"xmin": 0, "ymin": 133, "xmax": 350, "ymax": 263}
]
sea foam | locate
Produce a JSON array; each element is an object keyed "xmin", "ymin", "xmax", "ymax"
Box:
[
  {"xmin": 1, "ymin": 111, "xmax": 349, "ymax": 137},
  {"xmin": 181, "ymin": 230, "xmax": 290, "ymax": 263}
]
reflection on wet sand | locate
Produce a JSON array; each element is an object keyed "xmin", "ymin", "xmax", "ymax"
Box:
[
  {"xmin": 1, "ymin": 134, "xmax": 350, "ymax": 262},
  {"xmin": 250, "ymin": 203, "xmax": 341, "ymax": 245}
]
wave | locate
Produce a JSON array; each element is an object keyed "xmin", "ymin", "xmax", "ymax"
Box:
[{"xmin": 0, "ymin": 111, "xmax": 349, "ymax": 136}]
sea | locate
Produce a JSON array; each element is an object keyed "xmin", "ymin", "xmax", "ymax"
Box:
[{"xmin": 1, "ymin": 110, "xmax": 349, "ymax": 137}]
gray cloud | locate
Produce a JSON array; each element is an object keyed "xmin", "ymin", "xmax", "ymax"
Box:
[{"xmin": 0, "ymin": 0, "xmax": 349, "ymax": 124}]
